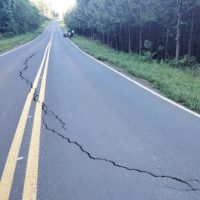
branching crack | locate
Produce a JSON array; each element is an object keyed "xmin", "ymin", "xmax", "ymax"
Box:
[
  {"xmin": 42, "ymin": 103, "xmax": 66, "ymax": 131},
  {"xmin": 20, "ymin": 54, "xmax": 200, "ymax": 193},
  {"xmin": 42, "ymin": 114, "xmax": 200, "ymax": 192}
]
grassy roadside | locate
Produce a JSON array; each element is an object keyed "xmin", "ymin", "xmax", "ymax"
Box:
[
  {"xmin": 71, "ymin": 36, "xmax": 200, "ymax": 113},
  {"xmin": 0, "ymin": 21, "xmax": 48, "ymax": 53}
]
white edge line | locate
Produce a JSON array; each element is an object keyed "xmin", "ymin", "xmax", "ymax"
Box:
[
  {"xmin": 0, "ymin": 24, "xmax": 49, "ymax": 57},
  {"xmin": 67, "ymin": 38, "xmax": 200, "ymax": 119}
]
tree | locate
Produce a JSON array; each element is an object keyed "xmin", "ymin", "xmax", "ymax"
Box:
[
  {"xmin": 64, "ymin": 0, "xmax": 200, "ymax": 63},
  {"xmin": 185, "ymin": 0, "xmax": 200, "ymax": 57},
  {"xmin": 0, "ymin": 0, "xmax": 42, "ymax": 36},
  {"xmin": 0, "ymin": 0, "xmax": 14, "ymax": 34},
  {"xmin": 175, "ymin": 0, "xmax": 182, "ymax": 60}
]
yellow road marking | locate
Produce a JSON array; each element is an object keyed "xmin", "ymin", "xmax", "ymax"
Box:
[
  {"xmin": 0, "ymin": 34, "xmax": 52, "ymax": 200},
  {"xmin": 22, "ymin": 30, "xmax": 53, "ymax": 200}
]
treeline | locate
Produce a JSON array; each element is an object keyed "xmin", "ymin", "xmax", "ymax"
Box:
[
  {"xmin": 65, "ymin": 0, "xmax": 200, "ymax": 64},
  {"xmin": 0, "ymin": 0, "xmax": 44, "ymax": 37}
]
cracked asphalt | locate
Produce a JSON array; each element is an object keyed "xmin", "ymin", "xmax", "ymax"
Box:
[{"xmin": 0, "ymin": 22, "xmax": 200, "ymax": 200}]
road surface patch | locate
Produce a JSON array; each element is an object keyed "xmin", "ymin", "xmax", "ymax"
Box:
[
  {"xmin": 0, "ymin": 30, "xmax": 52, "ymax": 200},
  {"xmin": 22, "ymin": 28, "xmax": 53, "ymax": 200}
]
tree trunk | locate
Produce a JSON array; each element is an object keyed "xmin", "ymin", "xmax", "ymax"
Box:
[
  {"xmin": 175, "ymin": 0, "xmax": 182, "ymax": 60},
  {"xmin": 139, "ymin": 0, "xmax": 142, "ymax": 54},
  {"xmin": 121, "ymin": 26, "xmax": 124, "ymax": 51},
  {"xmin": 128, "ymin": 23, "xmax": 131, "ymax": 53},
  {"xmin": 188, "ymin": 9, "xmax": 195, "ymax": 57},
  {"xmin": 139, "ymin": 26, "xmax": 142, "ymax": 54},
  {"xmin": 148, "ymin": 22, "xmax": 151, "ymax": 40},
  {"xmin": 115, "ymin": 37, "xmax": 118, "ymax": 50},
  {"xmin": 103, "ymin": 32, "xmax": 105, "ymax": 43},
  {"xmin": 165, "ymin": 28, "xmax": 170, "ymax": 60},
  {"xmin": 107, "ymin": 33, "xmax": 110, "ymax": 45},
  {"xmin": 92, "ymin": 28, "xmax": 94, "ymax": 40}
]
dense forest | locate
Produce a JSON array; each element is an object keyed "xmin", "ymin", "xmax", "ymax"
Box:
[
  {"xmin": 65, "ymin": 0, "xmax": 200, "ymax": 65},
  {"xmin": 0, "ymin": 0, "xmax": 44, "ymax": 37}
]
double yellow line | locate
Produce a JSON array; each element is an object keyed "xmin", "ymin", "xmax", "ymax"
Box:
[{"xmin": 0, "ymin": 28, "xmax": 53, "ymax": 200}]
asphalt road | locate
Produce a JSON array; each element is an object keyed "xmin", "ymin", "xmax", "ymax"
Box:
[{"xmin": 0, "ymin": 22, "xmax": 200, "ymax": 200}]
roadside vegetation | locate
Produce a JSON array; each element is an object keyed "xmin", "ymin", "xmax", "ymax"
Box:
[
  {"xmin": 0, "ymin": 0, "xmax": 56, "ymax": 53},
  {"xmin": 0, "ymin": 0, "xmax": 44, "ymax": 37},
  {"xmin": 71, "ymin": 36, "xmax": 200, "ymax": 113},
  {"xmin": 65, "ymin": 0, "xmax": 200, "ymax": 62},
  {"xmin": 0, "ymin": 22, "xmax": 47, "ymax": 53},
  {"xmin": 65, "ymin": 0, "xmax": 200, "ymax": 113}
]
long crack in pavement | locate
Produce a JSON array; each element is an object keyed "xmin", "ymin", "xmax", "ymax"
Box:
[
  {"xmin": 19, "ymin": 53, "xmax": 35, "ymax": 89},
  {"xmin": 20, "ymin": 53, "xmax": 200, "ymax": 193}
]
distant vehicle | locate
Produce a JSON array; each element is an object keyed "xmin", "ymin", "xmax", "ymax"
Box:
[
  {"xmin": 63, "ymin": 32, "xmax": 68, "ymax": 37},
  {"xmin": 63, "ymin": 30, "xmax": 75, "ymax": 38}
]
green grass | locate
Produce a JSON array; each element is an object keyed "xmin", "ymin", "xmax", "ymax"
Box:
[
  {"xmin": 71, "ymin": 36, "xmax": 200, "ymax": 113},
  {"xmin": 0, "ymin": 22, "xmax": 48, "ymax": 53}
]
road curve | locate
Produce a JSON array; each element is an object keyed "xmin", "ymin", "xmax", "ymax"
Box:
[{"xmin": 0, "ymin": 22, "xmax": 200, "ymax": 200}]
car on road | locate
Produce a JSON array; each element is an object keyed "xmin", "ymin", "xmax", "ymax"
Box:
[
  {"xmin": 63, "ymin": 32, "xmax": 68, "ymax": 37},
  {"xmin": 63, "ymin": 30, "xmax": 75, "ymax": 38}
]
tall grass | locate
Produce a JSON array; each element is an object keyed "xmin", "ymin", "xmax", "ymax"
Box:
[{"xmin": 72, "ymin": 36, "xmax": 200, "ymax": 113}]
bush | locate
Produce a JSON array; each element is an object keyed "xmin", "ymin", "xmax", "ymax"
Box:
[
  {"xmin": 169, "ymin": 55, "xmax": 198, "ymax": 68},
  {"xmin": 139, "ymin": 51, "xmax": 156, "ymax": 62},
  {"xmin": 144, "ymin": 40, "xmax": 152, "ymax": 50}
]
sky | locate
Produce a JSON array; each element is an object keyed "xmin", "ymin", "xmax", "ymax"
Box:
[{"xmin": 43, "ymin": 0, "xmax": 76, "ymax": 17}]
